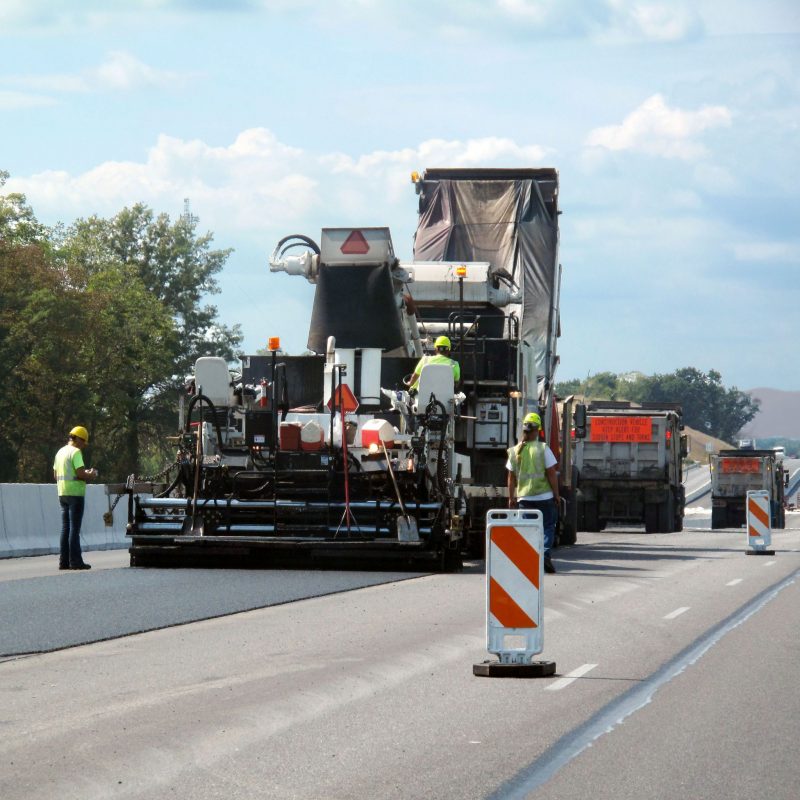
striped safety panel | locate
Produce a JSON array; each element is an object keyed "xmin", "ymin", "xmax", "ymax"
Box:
[
  {"xmin": 746, "ymin": 490, "xmax": 772, "ymax": 550},
  {"xmin": 485, "ymin": 509, "xmax": 544, "ymax": 659}
]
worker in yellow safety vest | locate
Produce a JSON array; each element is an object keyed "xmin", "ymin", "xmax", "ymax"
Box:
[
  {"xmin": 506, "ymin": 412, "xmax": 560, "ymax": 574},
  {"xmin": 53, "ymin": 425, "xmax": 99, "ymax": 571},
  {"xmin": 407, "ymin": 335, "xmax": 461, "ymax": 391}
]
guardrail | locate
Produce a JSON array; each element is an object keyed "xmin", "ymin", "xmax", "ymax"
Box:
[
  {"xmin": 0, "ymin": 483, "xmax": 131, "ymax": 559},
  {"xmin": 685, "ymin": 481, "xmax": 712, "ymax": 504},
  {"xmin": 786, "ymin": 468, "xmax": 800, "ymax": 501}
]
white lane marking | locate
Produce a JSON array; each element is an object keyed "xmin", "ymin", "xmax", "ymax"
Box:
[
  {"xmin": 763, "ymin": 561, "xmax": 776, "ymax": 567},
  {"xmin": 663, "ymin": 606, "xmax": 690, "ymax": 620},
  {"xmin": 726, "ymin": 578, "xmax": 743, "ymax": 586},
  {"xmin": 499, "ymin": 571, "xmax": 799, "ymax": 799},
  {"xmin": 545, "ymin": 663, "xmax": 598, "ymax": 691}
]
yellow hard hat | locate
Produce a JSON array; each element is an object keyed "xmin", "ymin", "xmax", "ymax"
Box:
[
  {"xmin": 69, "ymin": 425, "xmax": 89, "ymax": 443},
  {"xmin": 434, "ymin": 335, "xmax": 451, "ymax": 349},
  {"xmin": 522, "ymin": 412, "xmax": 542, "ymax": 429}
]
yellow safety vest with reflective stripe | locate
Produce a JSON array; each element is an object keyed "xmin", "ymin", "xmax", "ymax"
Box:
[
  {"xmin": 414, "ymin": 354, "xmax": 460, "ymax": 382},
  {"xmin": 53, "ymin": 444, "xmax": 86, "ymax": 497},
  {"xmin": 507, "ymin": 441, "xmax": 550, "ymax": 497}
]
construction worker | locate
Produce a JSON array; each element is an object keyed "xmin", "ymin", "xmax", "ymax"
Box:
[
  {"xmin": 506, "ymin": 412, "xmax": 559, "ymax": 574},
  {"xmin": 408, "ymin": 335, "xmax": 461, "ymax": 391},
  {"xmin": 53, "ymin": 426, "xmax": 98, "ymax": 570}
]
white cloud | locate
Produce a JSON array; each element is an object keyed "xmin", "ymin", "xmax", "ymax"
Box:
[
  {"xmin": 692, "ymin": 163, "xmax": 738, "ymax": 194},
  {"xmin": 0, "ymin": 89, "xmax": 55, "ymax": 109},
  {"xmin": 731, "ymin": 241, "xmax": 798, "ymax": 263},
  {"xmin": 7, "ymin": 51, "xmax": 187, "ymax": 94},
  {"xmin": 585, "ymin": 94, "xmax": 732, "ymax": 159},
  {"xmin": 325, "ymin": 137, "xmax": 548, "ymax": 176},
  {"xmin": 90, "ymin": 50, "xmax": 186, "ymax": 91},
  {"xmin": 6, "ymin": 129, "xmax": 548, "ymax": 233},
  {"xmin": 609, "ymin": 1, "xmax": 704, "ymax": 42},
  {"xmin": 0, "ymin": 0, "xmax": 707, "ymax": 43},
  {"xmin": 495, "ymin": 0, "xmax": 568, "ymax": 26}
]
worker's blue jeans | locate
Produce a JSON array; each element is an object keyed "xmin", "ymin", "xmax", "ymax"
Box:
[
  {"xmin": 59, "ymin": 495, "xmax": 85, "ymax": 567},
  {"xmin": 518, "ymin": 498, "xmax": 556, "ymax": 560}
]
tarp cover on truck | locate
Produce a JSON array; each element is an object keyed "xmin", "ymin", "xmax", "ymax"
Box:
[{"xmin": 413, "ymin": 168, "xmax": 559, "ymax": 378}]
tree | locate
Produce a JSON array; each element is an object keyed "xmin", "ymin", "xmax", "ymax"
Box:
[
  {"xmin": 554, "ymin": 367, "xmax": 760, "ymax": 442},
  {"xmin": 63, "ymin": 204, "xmax": 241, "ymax": 375},
  {"xmin": 1, "ymin": 179, "xmax": 242, "ymax": 481},
  {"xmin": 629, "ymin": 368, "xmax": 759, "ymax": 442},
  {"xmin": 0, "ymin": 175, "xmax": 53, "ymax": 480},
  {"xmin": 0, "ymin": 250, "xmax": 176, "ymax": 481},
  {"xmin": 57, "ymin": 204, "xmax": 242, "ymax": 475},
  {"xmin": 0, "ymin": 170, "xmax": 45, "ymax": 246}
]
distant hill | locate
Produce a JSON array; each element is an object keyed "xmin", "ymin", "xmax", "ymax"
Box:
[
  {"xmin": 683, "ymin": 427, "xmax": 733, "ymax": 462},
  {"xmin": 739, "ymin": 388, "xmax": 800, "ymax": 438}
]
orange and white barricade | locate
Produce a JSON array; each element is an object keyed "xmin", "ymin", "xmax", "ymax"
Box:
[
  {"xmin": 746, "ymin": 490, "xmax": 775, "ymax": 556},
  {"xmin": 473, "ymin": 509, "xmax": 555, "ymax": 677}
]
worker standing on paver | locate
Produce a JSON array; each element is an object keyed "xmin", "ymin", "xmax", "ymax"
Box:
[
  {"xmin": 506, "ymin": 412, "xmax": 559, "ymax": 574},
  {"xmin": 53, "ymin": 426, "xmax": 98, "ymax": 571}
]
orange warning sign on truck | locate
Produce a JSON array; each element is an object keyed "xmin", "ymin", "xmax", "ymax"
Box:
[
  {"xmin": 720, "ymin": 458, "xmax": 760, "ymax": 473},
  {"xmin": 589, "ymin": 416, "xmax": 652, "ymax": 443}
]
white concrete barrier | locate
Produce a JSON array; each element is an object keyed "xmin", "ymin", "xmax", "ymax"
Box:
[{"xmin": 0, "ymin": 483, "xmax": 131, "ymax": 559}]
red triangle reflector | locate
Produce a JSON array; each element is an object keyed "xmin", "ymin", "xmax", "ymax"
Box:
[
  {"xmin": 326, "ymin": 383, "xmax": 360, "ymax": 413},
  {"xmin": 340, "ymin": 230, "xmax": 369, "ymax": 255}
]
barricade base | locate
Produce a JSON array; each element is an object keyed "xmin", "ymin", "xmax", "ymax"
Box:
[
  {"xmin": 473, "ymin": 660, "xmax": 556, "ymax": 678},
  {"xmin": 745, "ymin": 549, "xmax": 775, "ymax": 556}
]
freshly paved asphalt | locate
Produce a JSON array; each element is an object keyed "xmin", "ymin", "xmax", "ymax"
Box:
[{"xmin": 0, "ymin": 564, "xmax": 423, "ymax": 656}]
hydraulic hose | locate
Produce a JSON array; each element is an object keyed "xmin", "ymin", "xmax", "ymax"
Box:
[
  {"xmin": 425, "ymin": 396, "xmax": 449, "ymax": 495},
  {"xmin": 185, "ymin": 392, "xmax": 227, "ymax": 453}
]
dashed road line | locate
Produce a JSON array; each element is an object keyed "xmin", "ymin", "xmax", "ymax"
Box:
[
  {"xmin": 492, "ymin": 570, "xmax": 799, "ymax": 800},
  {"xmin": 663, "ymin": 606, "xmax": 690, "ymax": 620},
  {"xmin": 545, "ymin": 663, "xmax": 597, "ymax": 691},
  {"xmin": 763, "ymin": 560, "xmax": 776, "ymax": 567},
  {"xmin": 726, "ymin": 578, "xmax": 743, "ymax": 586}
]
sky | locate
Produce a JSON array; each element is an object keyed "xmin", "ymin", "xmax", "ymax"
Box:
[{"xmin": 1, "ymin": 0, "xmax": 799, "ymax": 391}]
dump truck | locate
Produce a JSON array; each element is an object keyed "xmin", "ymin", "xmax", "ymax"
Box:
[
  {"xmin": 710, "ymin": 449, "xmax": 787, "ymax": 529},
  {"xmin": 126, "ymin": 167, "xmax": 576, "ymax": 567},
  {"xmin": 573, "ymin": 401, "xmax": 688, "ymax": 533}
]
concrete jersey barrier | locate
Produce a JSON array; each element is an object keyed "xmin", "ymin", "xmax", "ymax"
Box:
[{"xmin": 0, "ymin": 483, "xmax": 132, "ymax": 559}]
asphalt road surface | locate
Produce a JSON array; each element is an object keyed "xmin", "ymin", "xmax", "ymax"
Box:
[{"xmin": 1, "ymin": 513, "xmax": 799, "ymax": 799}]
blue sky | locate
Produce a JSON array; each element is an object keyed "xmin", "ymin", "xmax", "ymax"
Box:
[{"xmin": 2, "ymin": 0, "xmax": 799, "ymax": 391}]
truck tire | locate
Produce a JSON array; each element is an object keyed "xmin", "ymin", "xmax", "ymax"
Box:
[
  {"xmin": 466, "ymin": 524, "xmax": 486, "ymax": 559},
  {"xmin": 658, "ymin": 492, "xmax": 675, "ymax": 533},
  {"xmin": 644, "ymin": 503, "xmax": 659, "ymax": 533},
  {"xmin": 584, "ymin": 502, "xmax": 600, "ymax": 532},
  {"xmin": 559, "ymin": 494, "xmax": 578, "ymax": 546},
  {"xmin": 773, "ymin": 503, "xmax": 785, "ymax": 530},
  {"xmin": 711, "ymin": 506, "xmax": 726, "ymax": 529},
  {"xmin": 441, "ymin": 547, "xmax": 464, "ymax": 572}
]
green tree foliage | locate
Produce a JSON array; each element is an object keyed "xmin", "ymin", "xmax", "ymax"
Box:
[
  {"xmin": 0, "ymin": 178, "xmax": 242, "ymax": 482},
  {"xmin": 59, "ymin": 204, "xmax": 242, "ymax": 473},
  {"xmin": 556, "ymin": 367, "xmax": 759, "ymax": 442},
  {"xmin": 62, "ymin": 203, "xmax": 241, "ymax": 376}
]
